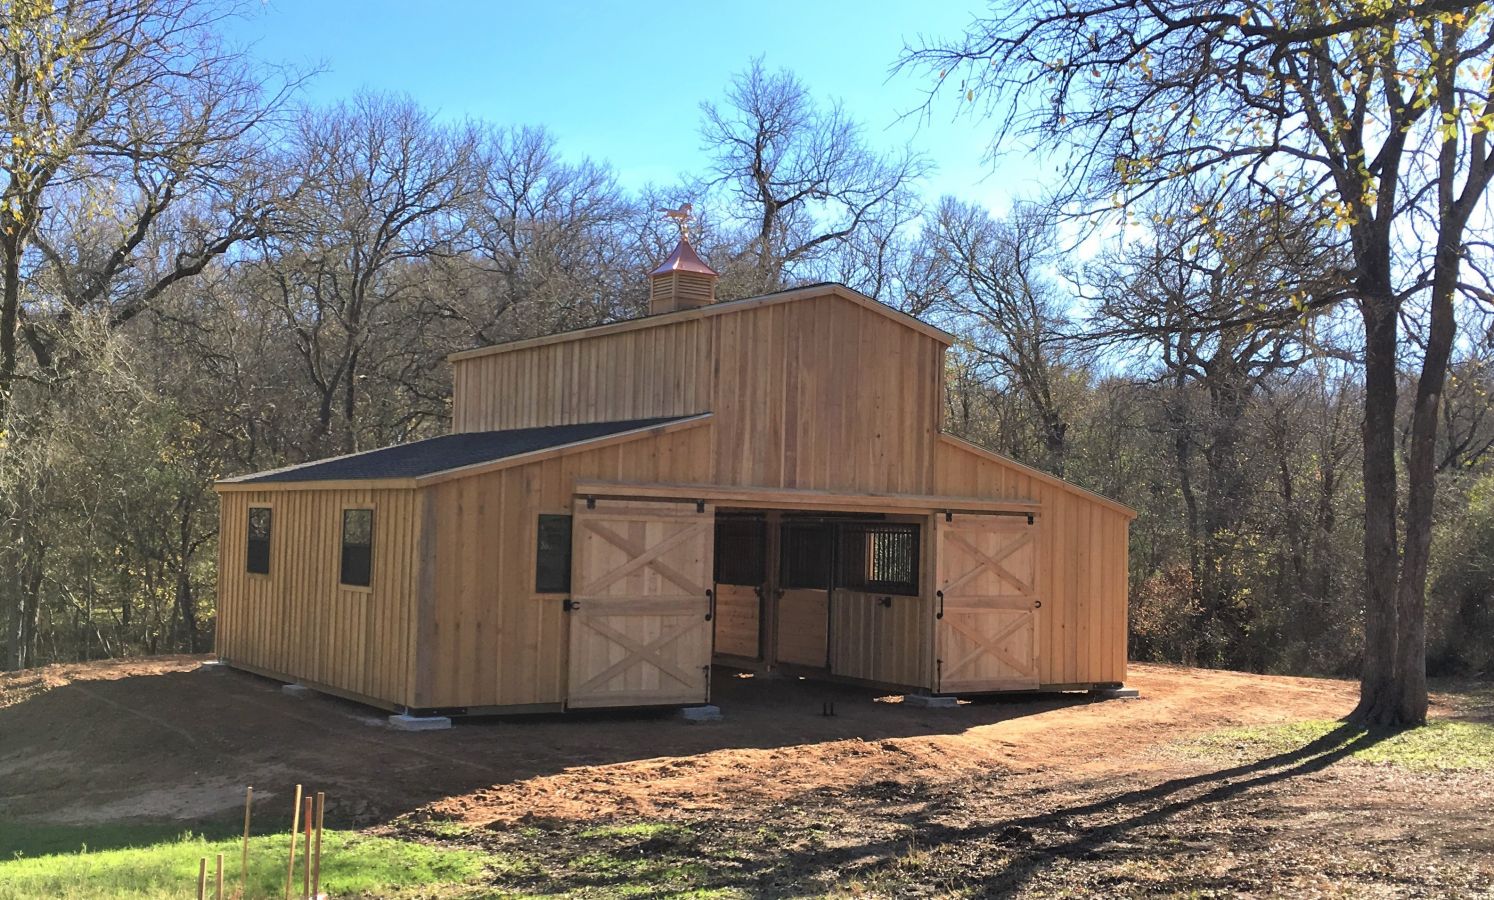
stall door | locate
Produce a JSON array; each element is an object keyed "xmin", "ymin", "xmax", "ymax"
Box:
[
  {"xmin": 935, "ymin": 515, "xmax": 1040, "ymax": 692},
  {"xmin": 567, "ymin": 500, "xmax": 715, "ymax": 708}
]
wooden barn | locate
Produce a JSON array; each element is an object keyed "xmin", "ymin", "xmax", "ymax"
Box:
[{"xmin": 215, "ymin": 238, "xmax": 1135, "ymax": 715}]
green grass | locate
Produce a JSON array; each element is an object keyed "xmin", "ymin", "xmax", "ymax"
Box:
[
  {"xmin": 1180, "ymin": 719, "xmax": 1494, "ymax": 771},
  {"xmin": 0, "ymin": 827, "xmax": 484, "ymax": 900},
  {"xmin": 576, "ymin": 822, "xmax": 693, "ymax": 841}
]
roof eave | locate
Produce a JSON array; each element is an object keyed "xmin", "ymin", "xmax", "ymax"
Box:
[{"xmin": 214, "ymin": 414, "xmax": 715, "ymax": 493}]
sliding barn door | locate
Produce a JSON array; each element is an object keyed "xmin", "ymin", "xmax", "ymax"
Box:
[
  {"xmin": 567, "ymin": 500, "xmax": 715, "ymax": 709},
  {"xmin": 935, "ymin": 515, "xmax": 1040, "ymax": 693}
]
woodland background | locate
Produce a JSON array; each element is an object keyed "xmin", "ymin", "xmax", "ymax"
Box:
[{"xmin": 3, "ymin": 1, "xmax": 1492, "ymax": 680}]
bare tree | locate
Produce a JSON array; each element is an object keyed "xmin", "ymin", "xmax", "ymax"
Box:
[
  {"xmin": 1090, "ymin": 189, "xmax": 1330, "ymax": 665},
  {"xmin": 923, "ymin": 199, "xmax": 1077, "ymax": 473},
  {"xmin": 258, "ymin": 93, "xmax": 479, "ymax": 455},
  {"xmin": 700, "ymin": 58, "xmax": 926, "ymax": 295}
]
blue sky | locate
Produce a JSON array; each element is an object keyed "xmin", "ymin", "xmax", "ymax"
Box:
[{"xmin": 223, "ymin": 1, "xmax": 1039, "ymax": 212}]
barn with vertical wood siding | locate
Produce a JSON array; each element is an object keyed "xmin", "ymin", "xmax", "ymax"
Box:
[{"xmin": 215, "ymin": 238, "xmax": 1135, "ymax": 714}]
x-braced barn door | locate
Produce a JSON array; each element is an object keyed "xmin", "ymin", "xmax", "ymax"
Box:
[
  {"xmin": 935, "ymin": 514, "xmax": 1040, "ymax": 693},
  {"xmin": 566, "ymin": 499, "xmax": 715, "ymax": 709}
]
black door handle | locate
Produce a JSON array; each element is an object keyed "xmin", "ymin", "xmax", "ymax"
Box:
[
  {"xmin": 705, "ymin": 588, "xmax": 715, "ymax": 621},
  {"xmin": 935, "ymin": 590, "xmax": 944, "ymax": 619},
  {"xmin": 563, "ymin": 599, "xmax": 580, "ymax": 612},
  {"xmin": 879, "ymin": 596, "xmax": 892, "ymax": 608}
]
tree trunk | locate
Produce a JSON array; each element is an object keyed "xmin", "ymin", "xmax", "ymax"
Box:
[
  {"xmin": 1351, "ymin": 296, "xmax": 1403, "ymax": 724},
  {"xmin": 1387, "ymin": 239, "xmax": 1461, "ymax": 724}
]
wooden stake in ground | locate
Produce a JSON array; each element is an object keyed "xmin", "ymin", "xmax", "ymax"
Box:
[
  {"xmin": 216, "ymin": 853, "xmax": 224, "ymax": 900},
  {"xmin": 284, "ymin": 783, "xmax": 303, "ymax": 900},
  {"xmin": 312, "ymin": 792, "xmax": 325, "ymax": 900},
  {"xmin": 197, "ymin": 856, "xmax": 207, "ymax": 900},
  {"xmin": 302, "ymin": 795, "xmax": 313, "ymax": 900},
  {"xmin": 240, "ymin": 786, "xmax": 253, "ymax": 900}
]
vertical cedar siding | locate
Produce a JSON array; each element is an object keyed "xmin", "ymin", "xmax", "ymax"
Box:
[
  {"xmin": 216, "ymin": 486, "xmax": 421, "ymax": 708},
  {"xmin": 931, "ymin": 439, "xmax": 1130, "ymax": 687},
  {"xmin": 450, "ymin": 292, "xmax": 944, "ymax": 496},
  {"xmin": 412, "ymin": 425, "xmax": 714, "ymax": 708}
]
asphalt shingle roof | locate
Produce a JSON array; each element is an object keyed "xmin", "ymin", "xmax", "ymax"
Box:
[{"xmin": 238, "ymin": 416, "xmax": 692, "ymax": 483}]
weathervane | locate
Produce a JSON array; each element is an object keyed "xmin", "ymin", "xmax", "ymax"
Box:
[{"xmin": 657, "ymin": 201, "xmax": 695, "ymax": 242}]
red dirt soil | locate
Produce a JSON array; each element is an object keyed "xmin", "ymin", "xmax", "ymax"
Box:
[{"xmin": 0, "ymin": 656, "xmax": 1372, "ymax": 828}]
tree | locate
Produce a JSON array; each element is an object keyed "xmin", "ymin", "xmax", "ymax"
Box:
[
  {"xmin": 0, "ymin": 0, "xmax": 291, "ymax": 668},
  {"xmin": 257, "ymin": 93, "xmax": 478, "ymax": 456},
  {"xmin": 700, "ymin": 58, "xmax": 925, "ymax": 295},
  {"xmin": 1088, "ymin": 189, "xmax": 1326, "ymax": 666},
  {"xmin": 923, "ymin": 198, "xmax": 1077, "ymax": 473},
  {"xmin": 0, "ymin": 0, "xmax": 290, "ymax": 421},
  {"xmin": 906, "ymin": 0, "xmax": 1494, "ymax": 725}
]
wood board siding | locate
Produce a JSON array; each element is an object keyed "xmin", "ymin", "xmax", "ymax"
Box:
[
  {"xmin": 452, "ymin": 319, "xmax": 709, "ymax": 432},
  {"xmin": 711, "ymin": 584, "xmax": 761, "ymax": 659},
  {"xmin": 829, "ymin": 590, "xmax": 932, "ymax": 688},
  {"xmin": 707, "ymin": 295, "xmax": 942, "ymax": 494},
  {"xmin": 216, "ymin": 487, "xmax": 420, "ymax": 707},
  {"xmin": 451, "ymin": 291, "xmax": 943, "ymax": 496},
  {"xmin": 932, "ymin": 438, "xmax": 1129, "ymax": 687},
  {"xmin": 413, "ymin": 426, "xmax": 714, "ymax": 708}
]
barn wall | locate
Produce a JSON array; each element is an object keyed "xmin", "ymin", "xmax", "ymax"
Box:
[
  {"xmin": 707, "ymin": 295, "xmax": 943, "ymax": 494},
  {"xmin": 933, "ymin": 438, "xmax": 1130, "ymax": 687},
  {"xmin": 451, "ymin": 318, "xmax": 709, "ymax": 432},
  {"xmin": 414, "ymin": 426, "xmax": 714, "ymax": 708},
  {"xmin": 216, "ymin": 486, "xmax": 421, "ymax": 707},
  {"xmin": 449, "ymin": 291, "xmax": 947, "ymax": 496}
]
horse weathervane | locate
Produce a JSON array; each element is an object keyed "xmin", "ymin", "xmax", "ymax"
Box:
[{"xmin": 657, "ymin": 201, "xmax": 694, "ymax": 241}]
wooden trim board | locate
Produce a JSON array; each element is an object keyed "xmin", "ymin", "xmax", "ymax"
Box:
[{"xmin": 573, "ymin": 480, "xmax": 1042, "ymax": 515}]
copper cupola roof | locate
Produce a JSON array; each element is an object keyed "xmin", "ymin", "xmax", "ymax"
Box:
[{"xmin": 650, "ymin": 238, "xmax": 719, "ymax": 277}]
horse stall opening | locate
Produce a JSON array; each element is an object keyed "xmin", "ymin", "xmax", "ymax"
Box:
[{"xmin": 710, "ymin": 508, "xmax": 935, "ymax": 691}]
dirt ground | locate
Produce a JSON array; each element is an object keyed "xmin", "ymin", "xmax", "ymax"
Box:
[{"xmin": 2, "ymin": 656, "xmax": 1491, "ymax": 897}]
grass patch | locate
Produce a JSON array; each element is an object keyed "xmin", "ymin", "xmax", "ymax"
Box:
[
  {"xmin": 1180, "ymin": 719, "xmax": 1494, "ymax": 771},
  {"xmin": 577, "ymin": 822, "xmax": 693, "ymax": 841},
  {"xmin": 0, "ymin": 827, "xmax": 484, "ymax": 899}
]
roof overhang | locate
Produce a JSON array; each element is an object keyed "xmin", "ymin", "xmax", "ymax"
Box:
[
  {"xmin": 572, "ymin": 480, "xmax": 1042, "ymax": 517},
  {"xmin": 215, "ymin": 415, "xmax": 713, "ymax": 493},
  {"xmin": 447, "ymin": 283, "xmax": 955, "ymax": 364}
]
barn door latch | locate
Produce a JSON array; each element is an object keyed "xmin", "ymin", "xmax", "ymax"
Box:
[
  {"xmin": 935, "ymin": 590, "xmax": 945, "ymax": 620},
  {"xmin": 563, "ymin": 599, "xmax": 580, "ymax": 612},
  {"xmin": 704, "ymin": 588, "xmax": 715, "ymax": 622}
]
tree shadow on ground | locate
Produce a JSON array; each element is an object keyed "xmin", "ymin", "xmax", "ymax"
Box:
[{"xmin": 745, "ymin": 721, "xmax": 1391, "ymax": 895}]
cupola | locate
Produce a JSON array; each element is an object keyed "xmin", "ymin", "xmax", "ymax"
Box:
[{"xmin": 648, "ymin": 237, "xmax": 719, "ymax": 315}]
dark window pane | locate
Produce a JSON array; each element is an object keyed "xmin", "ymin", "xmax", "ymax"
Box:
[
  {"xmin": 837, "ymin": 523, "xmax": 919, "ymax": 595},
  {"xmin": 714, "ymin": 515, "xmax": 766, "ymax": 585},
  {"xmin": 535, "ymin": 514, "xmax": 572, "ymax": 593},
  {"xmin": 341, "ymin": 509, "xmax": 373, "ymax": 587},
  {"xmin": 247, "ymin": 507, "xmax": 271, "ymax": 575},
  {"xmin": 780, "ymin": 522, "xmax": 834, "ymax": 590}
]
